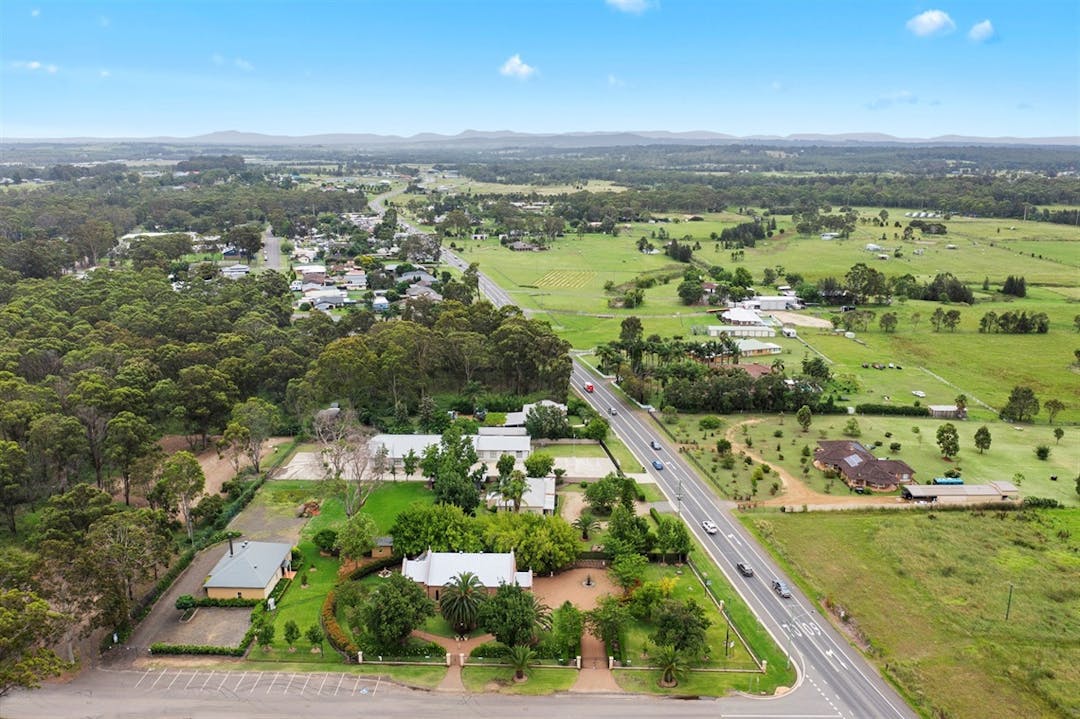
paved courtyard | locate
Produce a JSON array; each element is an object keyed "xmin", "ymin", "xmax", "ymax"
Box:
[{"xmin": 151, "ymin": 607, "xmax": 251, "ymax": 647}]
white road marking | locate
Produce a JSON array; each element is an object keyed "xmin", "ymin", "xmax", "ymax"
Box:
[
  {"xmin": 248, "ymin": 673, "xmax": 262, "ymax": 694},
  {"xmin": 300, "ymin": 674, "xmax": 311, "ymax": 694},
  {"xmin": 166, "ymin": 672, "xmax": 182, "ymax": 690},
  {"xmin": 317, "ymin": 673, "xmax": 328, "ymax": 694},
  {"xmin": 133, "ymin": 669, "xmax": 152, "ymax": 689},
  {"xmin": 233, "ymin": 671, "xmax": 247, "ymax": 692},
  {"xmin": 149, "ymin": 668, "xmax": 168, "ymax": 689},
  {"xmin": 217, "ymin": 672, "xmax": 229, "ymax": 691},
  {"xmin": 185, "ymin": 671, "xmax": 198, "ymax": 690},
  {"xmin": 334, "ymin": 673, "xmax": 344, "ymax": 695}
]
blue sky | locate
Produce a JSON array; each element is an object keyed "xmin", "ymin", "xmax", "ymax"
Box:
[{"xmin": 1, "ymin": 0, "xmax": 1077, "ymax": 139}]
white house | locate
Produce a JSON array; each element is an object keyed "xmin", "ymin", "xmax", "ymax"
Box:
[
  {"xmin": 402, "ymin": 551, "xmax": 532, "ymax": 601},
  {"xmin": 369, "ymin": 433, "xmax": 532, "ymax": 466},
  {"xmin": 372, "ymin": 296, "xmax": 390, "ymax": 312},
  {"xmin": 487, "ymin": 476, "xmax": 556, "ymax": 515},
  {"xmin": 504, "ymin": 399, "xmax": 567, "ymax": 428},
  {"xmin": 220, "ymin": 264, "xmax": 251, "ymax": 280},
  {"xmin": 706, "ymin": 324, "xmax": 777, "ymax": 338},
  {"xmin": 735, "ymin": 338, "xmax": 783, "ymax": 357},
  {"xmin": 742, "ymin": 295, "xmax": 803, "ymax": 311}
]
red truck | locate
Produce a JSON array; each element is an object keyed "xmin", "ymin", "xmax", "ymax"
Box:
[{"xmin": 584, "ymin": 382, "xmax": 594, "ymax": 393}]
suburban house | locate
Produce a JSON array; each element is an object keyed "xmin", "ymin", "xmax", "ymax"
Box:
[
  {"xmin": 220, "ymin": 264, "xmax": 251, "ymax": 280},
  {"xmin": 372, "ymin": 295, "xmax": 390, "ymax": 312},
  {"xmin": 203, "ymin": 540, "xmax": 292, "ymax": 599},
  {"xmin": 342, "ymin": 270, "xmax": 367, "ymax": 289},
  {"xmin": 369, "ymin": 433, "xmax": 532, "ymax": 466},
  {"xmin": 399, "ymin": 269, "xmax": 437, "ymax": 284},
  {"xmin": 504, "ymin": 399, "xmax": 567, "ymax": 428},
  {"xmin": 721, "ymin": 307, "xmax": 765, "ymax": 326},
  {"xmin": 405, "ymin": 284, "xmax": 443, "ymax": 302},
  {"xmin": 902, "ymin": 481, "xmax": 1018, "ymax": 504},
  {"xmin": 734, "ymin": 338, "xmax": 783, "ymax": 357},
  {"xmin": 928, "ymin": 404, "xmax": 965, "ymax": 419},
  {"xmin": 402, "ymin": 550, "xmax": 533, "ymax": 601},
  {"xmin": 487, "ymin": 475, "xmax": 556, "ymax": 515},
  {"xmin": 815, "ymin": 440, "xmax": 916, "ymax": 491}
]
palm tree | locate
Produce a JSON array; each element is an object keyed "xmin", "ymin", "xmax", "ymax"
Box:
[
  {"xmin": 500, "ymin": 470, "xmax": 527, "ymax": 513},
  {"xmin": 440, "ymin": 571, "xmax": 486, "ymax": 634},
  {"xmin": 573, "ymin": 510, "xmax": 600, "ymax": 540},
  {"xmin": 654, "ymin": 644, "xmax": 688, "ymax": 688},
  {"xmin": 507, "ymin": 644, "xmax": 537, "ymax": 682}
]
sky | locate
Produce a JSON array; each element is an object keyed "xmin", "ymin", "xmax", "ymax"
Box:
[{"xmin": 1, "ymin": 0, "xmax": 1077, "ymax": 139}]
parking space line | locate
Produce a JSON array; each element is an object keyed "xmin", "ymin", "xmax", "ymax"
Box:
[
  {"xmin": 133, "ymin": 669, "xmax": 153, "ymax": 689},
  {"xmin": 201, "ymin": 671, "xmax": 214, "ymax": 689},
  {"xmin": 149, "ymin": 668, "xmax": 168, "ymax": 689},
  {"xmin": 266, "ymin": 672, "xmax": 281, "ymax": 694},
  {"xmin": 372, "ymin": 676, "xmax": 380, "ymax": 697},
  {"xmin": 317, "ymin": 674, "xmax": 328, "ymax": 694},
  {"xmin": 300, "ymin": 674, "xmax": 311, "ymax": 694},
  {"xmin": 284, "ymin": 673, "xmax": 295, "ymax": 694},
  {"xmin": 218, "ymin": 673, "xmax": 229, "ymax": 692},
  {"xmin": 166, "ymin": 672, "xmax": 183, "ymax": 690},
  {"xmin": 234, "ymin": 671, "xmax": 247, "ymax": 692},
  {"xmin": 185, "ymin": 671, "xmax": 199, "ymax": 689},
  {"xmin": 249, "ymin": 673, "xmax": 262, "ymax": 694},
  {"xmin": 334, "ymin": 673, "xmax": 344, "ymax": 695},
  {"xmin": 352, "ymin": 675, "xmax": 361, "ymax": 696}
]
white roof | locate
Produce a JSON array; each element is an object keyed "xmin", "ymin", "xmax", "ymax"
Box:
[
  {"xmin": 370, "ymin": 433, "xmax": 531, "ymax": 458},
  {"xmin": 721, "ymin": 307, "xmax": 764, "ymax": 325},
  {"xmin": 928, "ymin": 405, "xmax": 958, "ymax": 412},
  {"xmin": 735, "ymin": 339, "xmax": 782, "ymax": 353},
  {"xmin": 402, "ymin": 551, "xmax": 532, "ymax": 589},
  {"xmin": 204, "ymin": 541, "xmax": 291, "ymax": 589},
  {"xmin": 487, "ymin": 476, "xmax": 556, "ymax": 512},
  {"xmin": 295, "ymin": 264, "xmax": 327, "ymax": 274},
  {"xmin": 505, "ymin": 399, "xmax": 567, "ymax": 427}
]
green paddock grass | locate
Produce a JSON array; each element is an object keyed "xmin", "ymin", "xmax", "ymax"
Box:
[
  {"xmin": 460, "ymin": 665, "xmax": 579, "ymax": 693},
  {"xmin": 740, "ymin": 509, "xmax": 1080, "ymax": 719},
  {"xmin": 668, "ymin": 412, "xmax": 1079, "ymax": 507},
  {"xmin": 359, "ymin": 481, "xmax": 435, "ymax": 534},
  {"xmin": 428, "ymin": 176, "xmax": 628, "ymax": 196}
]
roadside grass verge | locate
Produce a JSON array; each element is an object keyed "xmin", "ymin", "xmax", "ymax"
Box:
[
  {"xmin": 460, "ymin": 666, "xmax": 578, "ymax": 694},
  {"xmin": 739, "ymin": 508, "xmax": 1080, "ymax": 719}
]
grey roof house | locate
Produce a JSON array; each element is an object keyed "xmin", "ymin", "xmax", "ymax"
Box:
[{"xmin": 203, "ymin": 540, "xmax": 292, "ymax": 599}]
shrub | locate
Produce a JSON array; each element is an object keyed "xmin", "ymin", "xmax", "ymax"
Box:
[
  {"xmin": 773, "ymin": 430, "xmax": 784, "ymax": 438},
  {"xmin": 1035, "ymin": 445, "xmax": 1051, "ymax": 460},
  {"xmin": 889, "ymin": 442, "xmax": 902, "ymax": 452},
  {"xmin": 314, "ymin": 529, "xmax": 339, "ymax": 554},
  {"xmin": 175, "ymin": 595, "xmax": 196, "ymax": 611},
  {"xmin": 150, "ymin": 643, "xmax": 245, "ymax": 657},
  {"xmin": 321, "ymin": 589, "xmax": 359, "ymax": 655}
]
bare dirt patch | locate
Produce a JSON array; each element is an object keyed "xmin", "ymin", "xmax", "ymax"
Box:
[
  {"xmin": 768, "ymin": 310, "xmax": 833, "ymax": 328},
  {"xmin": 159, "ymin": 435, "xmax": 293, "ymax": 496}
]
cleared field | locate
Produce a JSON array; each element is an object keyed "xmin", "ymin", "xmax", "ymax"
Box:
[{"xmin": 741, "ymin": 509, "xmax": 1080, "ymax": 719}]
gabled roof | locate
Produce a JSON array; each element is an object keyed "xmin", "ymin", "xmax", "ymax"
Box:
[
  {"xmin": 487, "ymin": 476, "xmax": 556, "ymax": 512},
  {"xmin": 815, "ymin": 440, "xmax": 915, "ymax": 488},
  {"xmin": 204, "ymin": 541, "xmax": 291, "ymax": 589},
  {"xmin": 402, "ymin": 551, "xmax": 532, "ymax": 589}
]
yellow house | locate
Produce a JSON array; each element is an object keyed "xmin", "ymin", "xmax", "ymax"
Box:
[{"xmin": 203, "ymin": 540, "xmax": 292, "ymax": 600}]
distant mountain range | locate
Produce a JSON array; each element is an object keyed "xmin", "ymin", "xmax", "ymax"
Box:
[{"xmin": 5, "ymin": 129, "xmax": 1078, "ymax": 147}]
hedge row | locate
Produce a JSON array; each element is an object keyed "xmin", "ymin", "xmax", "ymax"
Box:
[
  {"xmin": 150, "ymin": 642, "xmax": 245, "ymax": 657},
  {"xmin": 267, "ymin": 577, "xmax": 292, "ymax": 606},
  {"xmin": 321, "ymin": 589, "xmax": 358, "ymax": 656},
  {"xmin": 855, "ymin": 403, "xmax": 930, "ymax": 417}
]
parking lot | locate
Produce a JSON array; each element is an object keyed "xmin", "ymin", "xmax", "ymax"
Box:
[{"xmin": 130, "ymin": 668, "xmax": 383, "ymax": 698}]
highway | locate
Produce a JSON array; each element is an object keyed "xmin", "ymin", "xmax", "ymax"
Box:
[{"xmin": 443, "ymin": 247, "xmax": 916, "ymax": 719}]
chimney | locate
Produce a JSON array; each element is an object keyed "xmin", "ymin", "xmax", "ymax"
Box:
[{"xmin": 228, "ymin": 536, "xmax": 234, "ymax": 556}]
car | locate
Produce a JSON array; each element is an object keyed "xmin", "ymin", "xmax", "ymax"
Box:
[
  {"xmin": 736, "ymin": 562, "xmax": 754, "ymax": 577},
  {"xmin": 701, "ymin": 520, "xmax": 719, "ymax": 534},
  {"xmin": 608, "ymin": 407, "xmax": 618, "ymax": 416},
  {"xmin": 650, "ymin": 440, "xmax": 662, "ymax": 450},
  {"xmin": 771, "ymin": 579, "xmax": 792, "ymax": 598},
  {"xmin": 651, "ymin": 459, "xmax": 664, "ymax": 471}
]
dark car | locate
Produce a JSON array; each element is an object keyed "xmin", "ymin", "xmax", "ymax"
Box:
[
  {"xmin": 736, "ymin": 562, "xmax": 754, "ymax": 577},
  {"xmin": 650, "ymin": 440, "xmax": 662, "ymax": 450},
  {"xmin": 771, "ymin": 579, "xmax": 792, "ymax": 598},
  {"xmin": 651, "ymin": 459, "xmax": 664, "ymax": 471}
]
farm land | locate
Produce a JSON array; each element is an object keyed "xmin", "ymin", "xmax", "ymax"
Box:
[
  {"xmin": 657, "ymin": 412, "xmax": 1079, "ymax": 507},
  {"xmin": 740, "ymin": 509, "xmax": 1080, "ymax": 719},
  {"xmin": 443, "ymin": 208, "xmax": 1080, "ymax": 424}
]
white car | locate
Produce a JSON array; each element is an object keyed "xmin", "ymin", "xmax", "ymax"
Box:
[{"xmin": 701, "ymin": 520, "xmax": 719, "ymax": 535}]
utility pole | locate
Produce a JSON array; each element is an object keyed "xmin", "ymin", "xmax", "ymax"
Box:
[{"xmin": 676, "ymin": 477, "xmax": 683, "ymax": 517}]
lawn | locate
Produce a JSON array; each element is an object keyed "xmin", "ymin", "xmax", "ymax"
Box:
[
  {"xmin": 740, "ymin": 509, "xmax": 1080, "ymax": 719},
  {"xmin": 460, "ymin": 665, "xmax": 579, "ymax": 693},
  {"xmin": 661, "ymin": 412, "xmax": 1080, "ymax": 507},
  {"xmin": 248, "ymin": 481, "xmax": 436, "ymax": 661}
]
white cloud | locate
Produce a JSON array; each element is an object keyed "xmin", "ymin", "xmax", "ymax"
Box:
[
  {"xmin": 30, "ymin": 8, "xmax": 40, "ymax": 17},
  {"xmin": 906, "ymin": 9, "xmax": 955, "ymax": 37},
  {"xmin": 98, "ymin": 15, "xmax": 110, "ymax": 28},
  {"xmin": 11, "ymin": 60, "xmax": 58, "ymax": 74},
  {"xmin": 99, "ymin": 69, "xmax": 111, "ymax": 78},
  {"xmin": 968, "ymin": 19, "xmax": 995, "ymax": 42},
  {"xmin": 608, "ymin": 73, "xmax": 625, "ymax": 87},
  {"xmin": 499, "ymin": 54, "xmax": 536, "ymax": 80},
  {"xmin": 606, "ymin": 0, "xmax": 653, "ymax": 13},
  {"xmin": 770, "ymin": 80, "xmax": 785, "ymax": 92},
  {"xmin": 234, "ymin": 58, "xmax": 254, "ymax": 71},
  {"xmin": 866, "ymin": 90, "xmax": 918, "ymax": 110}
]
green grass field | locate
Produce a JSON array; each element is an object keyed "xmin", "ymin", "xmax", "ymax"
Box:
[
  {"xmin": 460, "ymin": 665, "xmax": 579, "ymax": 693},
  {"xmin": 740, "ymin": 509, "xmax": 1080, "ymax": 719},
  {"xmin": 663, "ymin": 412, "xmax": 1079, "ymax": 506}
]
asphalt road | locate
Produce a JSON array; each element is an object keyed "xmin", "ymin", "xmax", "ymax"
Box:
[
  {"xmin": 262, "ymin": 224, "xmax": 282, "ymax": 270},
  {"xmin": 442, "ymin": 248, "xmax": 916, "ymax": 719}
]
